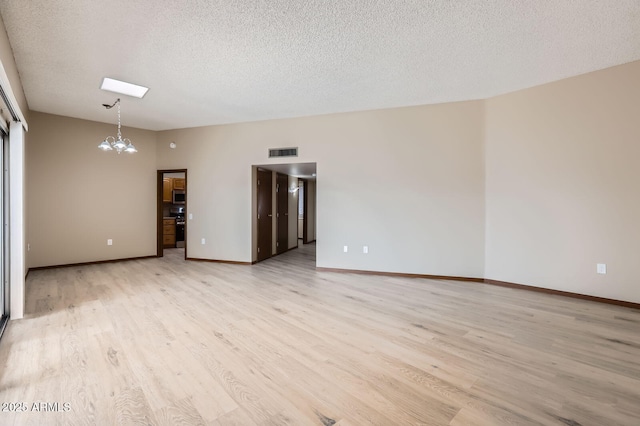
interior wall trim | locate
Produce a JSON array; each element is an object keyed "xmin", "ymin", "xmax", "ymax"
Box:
[
  {"xmin": 483, "ymin": 279, "xmax": 640, "ymax": 310},
  {"xmin": 316, "ymin": 267, "xmax": 484, "ymax": 282},
  {"xmin": 316, "ymin": 267, "xmax": 640, "ymax": 310},
  {"xmin": 283, "ymin": 245, "xmax": 299, "ymax": 254},
  {"xmin": 28, "ymin": 255, "xmax": 157, "ymax": 271},
  {"xmin": 186, "ymin": 257, "xmax": 252, "ymax": 265}
]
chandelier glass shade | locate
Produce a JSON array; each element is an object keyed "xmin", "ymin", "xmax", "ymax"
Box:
[{"xmin": 98, "ymin": 98, "xmax": 137, "ymax": 154}]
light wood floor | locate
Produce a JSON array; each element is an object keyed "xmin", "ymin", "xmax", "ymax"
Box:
[{"xmin": 1, "ymin": 244, "xmax": 639, "ymax": 425}]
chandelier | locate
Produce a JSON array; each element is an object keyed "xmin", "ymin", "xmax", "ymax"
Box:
[{"xmin": 98, "ymin": 98, "xmax": 137, "ymax": 154}]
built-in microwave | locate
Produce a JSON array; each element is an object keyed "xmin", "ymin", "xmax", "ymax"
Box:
[{"xmin": 172, "ymin": 190, "xmax": 185, "ymax": 204}]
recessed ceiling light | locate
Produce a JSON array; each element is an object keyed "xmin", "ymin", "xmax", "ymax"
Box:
[{"xmin": 100, "ymin": 77, "xmax": 149, "ymax": 98}]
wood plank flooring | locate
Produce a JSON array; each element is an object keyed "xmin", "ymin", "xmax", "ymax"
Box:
[{"xmin": 1, "ymin": 243, "xmax": 639, "ymax": 425}]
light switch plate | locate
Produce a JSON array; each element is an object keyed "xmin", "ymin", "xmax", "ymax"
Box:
[
  {"xmin": 343, "ymin": 245, "xmax": 348, "ymax": 253},
  {"xmin": 597, "ymin": 263, "xmax": 607, "ymax": 274}
]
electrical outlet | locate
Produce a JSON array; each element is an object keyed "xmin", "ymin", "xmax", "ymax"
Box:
[
  {"xmin": 201, "ymin": 238, "xmax": 206, "ymax": 245},
  {"xmin": 189, "ymin": 213, "xmax": 193, "ymax": 220},
  {"xmin": 343, "ymin": 245, "xmax": 348, "ymax": 253},
  {"xmin": 107, "ymin": 239, "xmax": 113, "ymax": 246},
  {"xmin": 363, "ymin": 246, "xmax": 369, "ymax": 254},
  {"xmin": 597, "ymin": 263, "xmax": 607, "ymax": 274}
]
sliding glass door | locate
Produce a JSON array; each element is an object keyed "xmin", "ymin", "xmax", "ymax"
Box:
[{"xmin": 0, "ymin": 130, "xmax": 7, "ymax": 337}]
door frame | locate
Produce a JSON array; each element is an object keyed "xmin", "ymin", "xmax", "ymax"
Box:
[
  {"xmin": 299, "ymin": 178, "xmax": 309, "ymax": 243},
  {"xmin": 157, "ymin": 169, "xmax": 188, "ymax": 259}
]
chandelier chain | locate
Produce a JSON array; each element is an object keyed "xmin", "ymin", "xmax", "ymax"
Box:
[
  {"xmin": 97, "ymin": 98, "xmax": 137, "ymax": 154},
  {"xmin": 117, "ymin": 100, "xmax": 122, "ymax": 141}
]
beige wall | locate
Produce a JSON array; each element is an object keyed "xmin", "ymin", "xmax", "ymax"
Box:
[
  {"xmin": 157, "ymin": 101, "xmax": 486, "ymax": 277},
  {"xmin": 316, "ymin": 103, "xmax": 485, "ymax": 275},
  {"xmin": 485, "ymin": 60, "xmax": 640, "ymax": 303},
  {"xmin": 27, "ymin": 112, "xmax": 157, "ymax": 267},
  {"xmin": 23, "ymin": 60, "xmax": 640, "ymax": 302}
]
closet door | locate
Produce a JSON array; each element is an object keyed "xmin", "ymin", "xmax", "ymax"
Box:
[
  {"xmin": 256, "ymin": 169, "xmax": 273, "ymax": 262},
  {"xmin": 276, "ymin": 173, "xmax": 288, "ymax": 254}
]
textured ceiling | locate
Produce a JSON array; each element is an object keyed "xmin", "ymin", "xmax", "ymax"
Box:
[{"xmin": 1, "ymin": 1, "xmax": 639, "ymax": 131}]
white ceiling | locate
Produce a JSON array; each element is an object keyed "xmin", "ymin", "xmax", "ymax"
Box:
[{"xmin": 1, "ymin": 1, "xmax": 639, "ymax": 131}]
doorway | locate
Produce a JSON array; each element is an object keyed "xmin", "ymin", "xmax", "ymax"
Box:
[
  {"xmin": 252, "ymin": 162, "xmax": 316, "ymax": 263},
  {"xmin": 298, "ymin": 178, "xmax": 316, "ymax": 244},
  {"xmin": 157, "ymin": 169, "xmax": 187, "ymax": 259}
]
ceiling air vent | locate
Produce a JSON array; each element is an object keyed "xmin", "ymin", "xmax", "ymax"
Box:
[{"xmin": 269, "ymin": 147, "xmax": 298, "ymax": 158}]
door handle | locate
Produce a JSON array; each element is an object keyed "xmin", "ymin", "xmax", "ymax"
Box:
[{"xmin": 268, "ymin": 214, "xmax": 272, "ymax": 217}]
